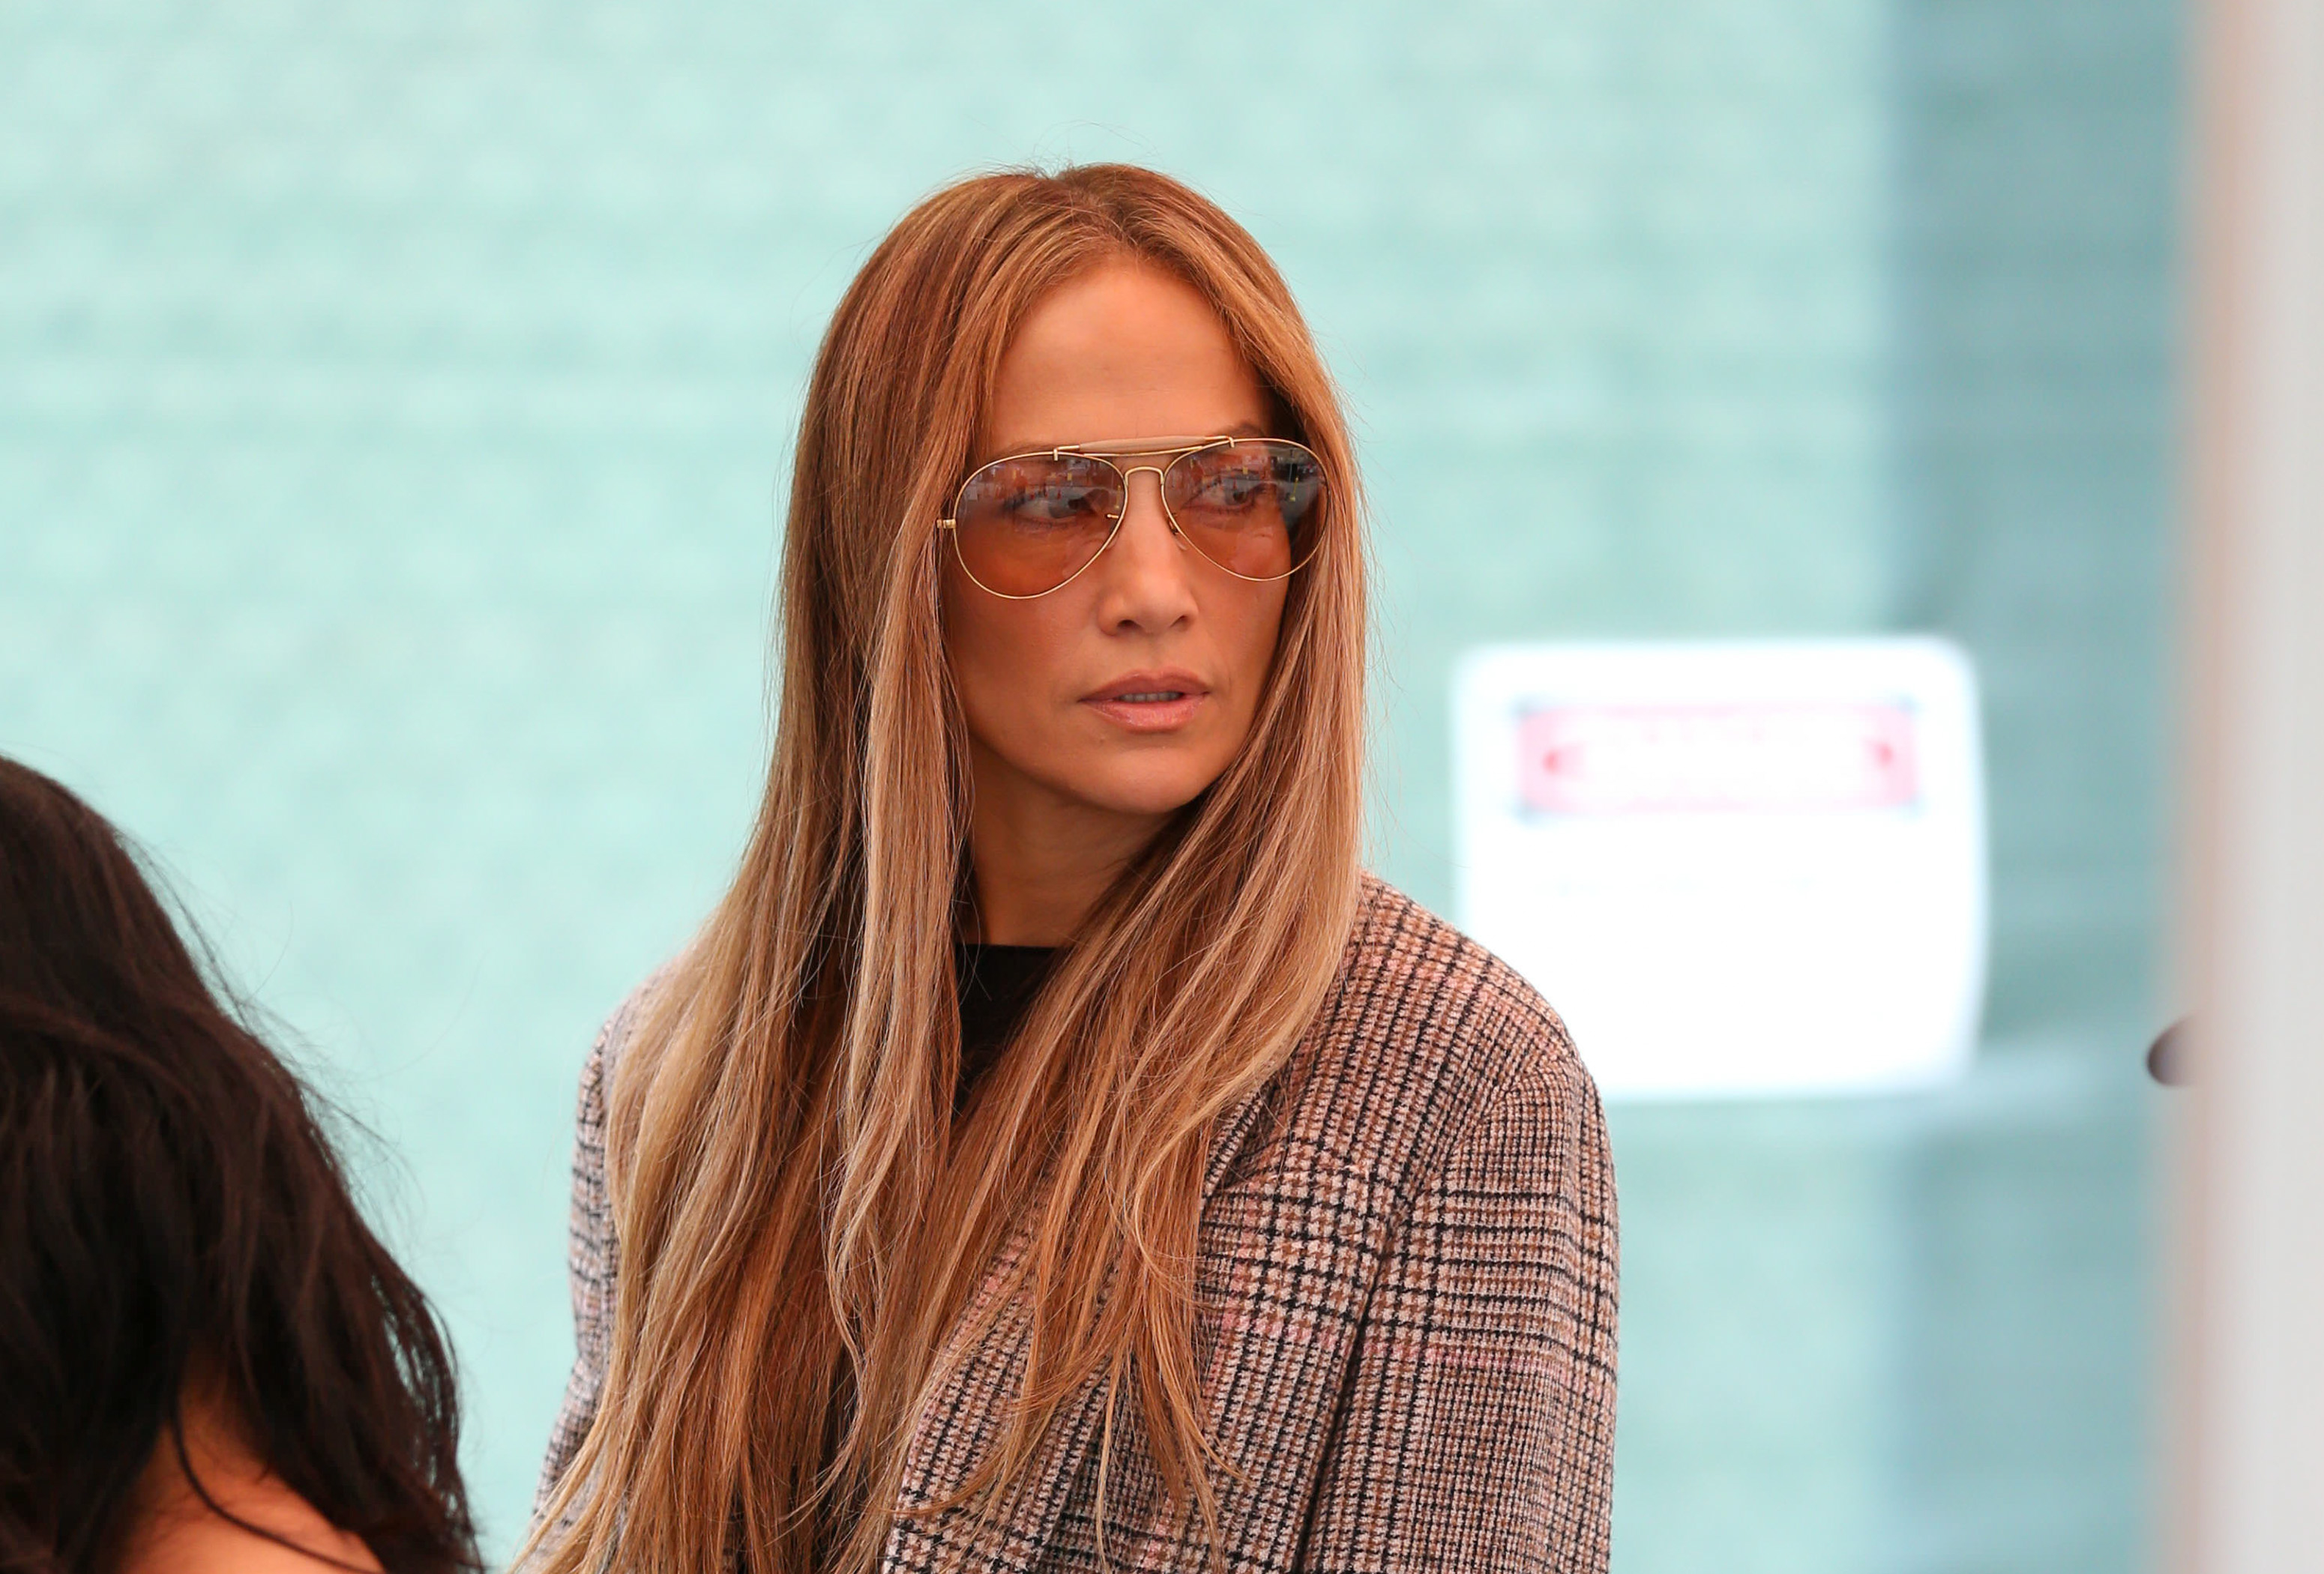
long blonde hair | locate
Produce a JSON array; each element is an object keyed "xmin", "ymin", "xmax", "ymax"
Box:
[{"xmin": 523, "ymin": 165, "xmax": 1367, "ymax": 1574}]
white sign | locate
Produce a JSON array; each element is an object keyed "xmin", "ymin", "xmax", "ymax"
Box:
[{"xmin": 1454, "ymin": 639, "xmax": 1986, "ymax": 1098}]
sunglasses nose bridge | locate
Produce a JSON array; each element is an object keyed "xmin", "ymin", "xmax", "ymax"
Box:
[{"xmin": 1109, "ymin": 463, "xmax": 1185, "ymax": 543}]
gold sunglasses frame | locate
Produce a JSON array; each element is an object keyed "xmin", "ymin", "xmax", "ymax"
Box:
[{"xmin": 936, "ymin": 434, "xmax": 1328, "ymax": 600}]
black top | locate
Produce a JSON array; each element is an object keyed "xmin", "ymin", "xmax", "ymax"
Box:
[{"xmin": 953, "ymin": 942, "xmax": 1057, "ymax": 1114}]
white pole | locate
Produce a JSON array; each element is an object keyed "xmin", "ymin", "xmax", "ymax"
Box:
[{"xmin": 2172, "ymin": 0, "xmax": 2324, "ymax": 1566}]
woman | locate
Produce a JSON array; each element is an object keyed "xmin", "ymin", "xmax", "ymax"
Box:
[
  {"xmin": 0, "ymin": 757, "xmax": 479, "ymax": 1574},
  {"xmin": 527, "ymin": 165, "xmax": 1617, "ymax": 1573}
]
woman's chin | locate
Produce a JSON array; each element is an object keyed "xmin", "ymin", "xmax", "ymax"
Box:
[{"xmin": 1066, "ymin": 764, "xmax": 1224, "ymax": 824}]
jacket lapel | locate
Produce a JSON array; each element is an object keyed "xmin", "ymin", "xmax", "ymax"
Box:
[
  {"xmin": 873, "ymin": 1061, "xmax": 1294, "ymax": 1574},
  {"xmin": 876, "ymin": 890, "xmax": 1374, "ymax": 1573}
]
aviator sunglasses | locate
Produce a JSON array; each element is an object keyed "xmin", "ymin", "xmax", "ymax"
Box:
[{"xmin": 939, "ymin": 435, "xmax": 1328, "ymax": 599}]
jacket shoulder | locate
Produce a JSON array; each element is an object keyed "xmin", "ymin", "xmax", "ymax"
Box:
[
  {"xmin": 592, "ymin": 965, "xmax": 673, "ymax": 1093},
  {"xmin": 1267, "ymin": 875, "xmax": 1593, "ymax": 1204},
  {"xmin": 1336, "ymin": 873, "xmax": 1579, "ymax": 1082}
]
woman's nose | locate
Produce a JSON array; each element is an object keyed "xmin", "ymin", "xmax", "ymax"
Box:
[{"xmin": 1096, "ymin": 468, "xmax": 1198, "ymax": 628}]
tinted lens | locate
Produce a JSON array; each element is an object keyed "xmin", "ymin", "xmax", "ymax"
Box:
[
  {"xmin": 950, "ymin": 453, "xmax": 1125, "ymax": 596},
  {"xmin": 1163, "ymin": 440, "xmax": 1325, "ymax": 580}
]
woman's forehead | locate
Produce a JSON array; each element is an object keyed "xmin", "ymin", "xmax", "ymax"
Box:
[{"xmin": 978, "ymin": 261, "xmax": 1265, "ymax": 462}]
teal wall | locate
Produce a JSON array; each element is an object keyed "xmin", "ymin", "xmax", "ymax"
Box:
[{"xmin": 0, "ymin": 1, "xmax": 2178, "ymax": 1566}]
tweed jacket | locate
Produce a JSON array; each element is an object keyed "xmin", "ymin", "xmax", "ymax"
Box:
[{"xmin": 532, "ymin": 876, "xmax": 1618, "ymax": 1572}]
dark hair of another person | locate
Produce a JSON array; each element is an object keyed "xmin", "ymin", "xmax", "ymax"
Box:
[{"xmin": 0, "ymin": 758, "xmax": 479, "ymax": 1574}]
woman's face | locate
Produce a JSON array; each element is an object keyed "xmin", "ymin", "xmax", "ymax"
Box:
[{"xmin": 942, "ymin": 259, "xmax": 1289, "ymax": 845}]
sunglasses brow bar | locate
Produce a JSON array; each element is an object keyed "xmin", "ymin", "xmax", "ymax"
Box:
[{"xmin": 1048, "ymin": 434, "xmax": 1235, "ymax": 458}]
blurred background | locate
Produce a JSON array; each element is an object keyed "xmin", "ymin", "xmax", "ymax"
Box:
[{"xmin": 0, "ymin": 1, "xmax": 2181, "ymax": 1567}]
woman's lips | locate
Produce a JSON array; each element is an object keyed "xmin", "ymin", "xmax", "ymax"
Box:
[{"xmin": 1082, "ymin": 673, "xmax": 1210, "ymax": 732}]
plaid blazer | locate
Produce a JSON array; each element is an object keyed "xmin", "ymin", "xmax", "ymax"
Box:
[{"xmin": 533, "ymin": 876, "xmax": 1618, "ymax": 1572}]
